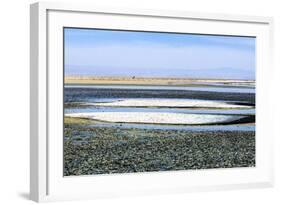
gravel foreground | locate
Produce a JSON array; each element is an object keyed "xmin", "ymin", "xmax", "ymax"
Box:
[{"xmin": 64, "ymin": 123, "xmax": 255, "ymax": 176}]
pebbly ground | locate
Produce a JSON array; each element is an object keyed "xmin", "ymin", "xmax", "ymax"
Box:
[{"xmin": 64, "ymin": 121, "xmax": 255, "ymax": 176}]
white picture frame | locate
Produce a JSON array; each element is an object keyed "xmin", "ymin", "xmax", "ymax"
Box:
[{"xmin": 30, "ymin": 1, "xmax": 274, "ymax": 202}]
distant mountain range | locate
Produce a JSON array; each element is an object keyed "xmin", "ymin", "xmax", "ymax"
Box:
[{"xmin": 65, "ymin": 65, "xmax": 255, "ymax": 80}]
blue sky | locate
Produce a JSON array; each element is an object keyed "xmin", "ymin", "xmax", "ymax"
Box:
[{"xmin": 64, "ymin": 28, "xmax": 255, "ymax": 80}]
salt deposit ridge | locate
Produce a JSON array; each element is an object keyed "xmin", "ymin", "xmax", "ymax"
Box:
[
  {"xmin": 66, "ymin": 112, "xmax": 246, "ymax": 125},
  {"xmin": 84, "ymin": 99, "xmax": 252, "ymax": 109}
]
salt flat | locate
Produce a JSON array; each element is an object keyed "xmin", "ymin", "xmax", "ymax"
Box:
[
  {"xmin": 85, "ymin": 99, "xmax": 252, "ymax": 109},
  {"xmin": 66, "ymin": 112, "xmax": 245, "ymax": 125}
]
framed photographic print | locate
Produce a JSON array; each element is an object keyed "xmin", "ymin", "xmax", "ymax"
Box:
[{"xmin": 30, "ymin": 2, "xmax": 274, "ymax": 202}]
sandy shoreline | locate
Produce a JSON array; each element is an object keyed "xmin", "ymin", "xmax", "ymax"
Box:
[{"xmin": 65, "ymin": 76, "xmax": 255, "ymax": 87}]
